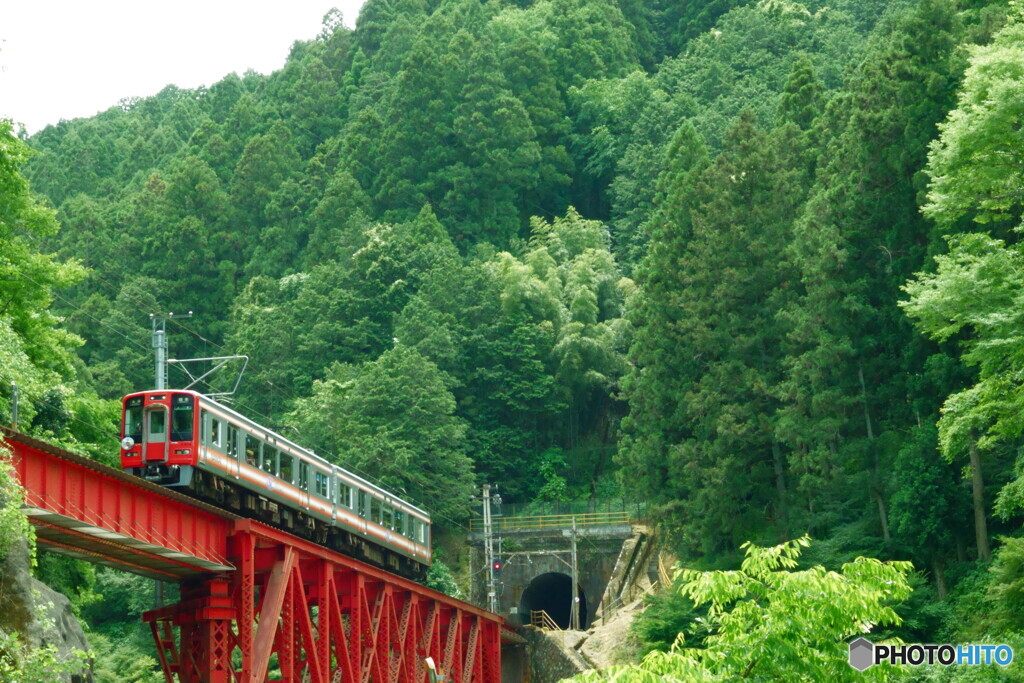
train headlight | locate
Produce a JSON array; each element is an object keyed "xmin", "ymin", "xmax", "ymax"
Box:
[{"xmin": 174, "ymin": 449, "xmax": 191, "ymax": 455}]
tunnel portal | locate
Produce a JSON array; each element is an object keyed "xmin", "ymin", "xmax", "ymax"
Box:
[{"xmin": 518, "ymin": 572, "xmax": 588, "ymax": 630}]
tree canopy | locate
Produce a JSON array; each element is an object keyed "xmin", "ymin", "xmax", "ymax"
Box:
[
  {"xmin": 568, "ymin": 537, "xmax": 912, "ymax": 682},
  {"xmin": 5, "ymin": 0, "xmax": 1024, "ymax": 676}
]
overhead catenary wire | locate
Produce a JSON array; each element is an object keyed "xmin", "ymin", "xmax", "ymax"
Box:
[
  {"xmin": 12, "ymin": 224, "xmax": 296, "ymax": 420},
  {"xmin": 8, "ymin": 225, "xmax": 314, "ymax": 414},
  {"xmin": 12, "ymin": 267, "xmax": 154, "ymax": 358}
]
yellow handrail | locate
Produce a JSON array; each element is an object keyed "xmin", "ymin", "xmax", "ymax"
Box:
[
  {"xmin": 469, "ymin": 510, "xmax": 629, "ymax": 532},
  {"xmin": 531, "ymin": 609, "xmax": 560, "ymax": 631}
]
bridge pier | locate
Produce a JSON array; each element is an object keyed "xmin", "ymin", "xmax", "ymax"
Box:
[{"xmin": 147, "ymin": 579, "xmax": 234, "ymax": 682}]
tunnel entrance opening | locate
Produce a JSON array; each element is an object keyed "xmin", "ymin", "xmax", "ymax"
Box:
[{"xmin": 518, "ymin": 572, "xmax": 588, "ymax": 630}]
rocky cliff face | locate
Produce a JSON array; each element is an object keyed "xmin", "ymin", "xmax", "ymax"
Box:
[{"xmin": 0, "ymin": 533, "xmax": 93, "ymax": 682}]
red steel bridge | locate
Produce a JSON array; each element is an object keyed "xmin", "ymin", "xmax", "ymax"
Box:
[{"xmin": 2, "ymin": 426, "xmax": 506, "ymax": 682}]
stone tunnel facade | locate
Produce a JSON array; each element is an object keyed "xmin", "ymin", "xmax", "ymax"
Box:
[{"xmin": 468, "ymin": 524, "xmax": 634, "ymax": 628}]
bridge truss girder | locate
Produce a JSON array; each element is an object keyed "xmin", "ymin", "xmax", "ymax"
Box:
[{"xmin": 144, "ymin": 520, "xmax": 502, "ymax": 683}]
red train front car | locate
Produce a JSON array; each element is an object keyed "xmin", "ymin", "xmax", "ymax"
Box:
[{"xmin": 120, "ymin": 390, "xmax": 199, "ymax": 487}]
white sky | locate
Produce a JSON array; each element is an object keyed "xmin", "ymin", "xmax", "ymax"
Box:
[{"xmin": 1, "ymin": 1, "xmax": 367, "ymax": 134}]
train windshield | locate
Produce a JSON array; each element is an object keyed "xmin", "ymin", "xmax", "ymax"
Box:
[
  {"xmin": 124, "ymin": 397, "xmax": 143, "ymax": 442},
  {"xmin": 171, "ymin": 395, "xmax": 194, "ymax": 441}
]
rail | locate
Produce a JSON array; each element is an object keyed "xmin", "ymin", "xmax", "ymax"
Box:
[{"xmin": 469, "ymin": 510, "xmax": 629, "ymax": 532}]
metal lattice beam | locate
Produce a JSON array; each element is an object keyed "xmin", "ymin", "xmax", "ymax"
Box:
[{"xmin": 144, "ymin": 520, "xmax": 503, "ymax": 682}]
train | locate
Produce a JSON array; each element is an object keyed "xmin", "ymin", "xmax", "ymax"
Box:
[{"xmin": 119, "ymin": 389, "xmax": 431, "ymax": 579}]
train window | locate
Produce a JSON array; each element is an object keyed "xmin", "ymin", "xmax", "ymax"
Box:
[
  {"xmin": 382, "ymin": 505, "xmax": 393, "ymax": 530},
  {"xmin": 370, "ymin": 498, "xmax": 381, "ymax": 523},
  {"xmin": 244, "ymin": 434, "xmax": 258, "ymax": 466},
  {"xmin": 298, "ymin": 461, "xmax": 309, "ymax": 491},
  {"xmin": 262, "ymin": 447, "xmax": 277, "ymax": 474},
  {"xmin": 147, "ymin": 410, "xmax": 166, "ymax": 442},
  {"xmin": 395, "ymin": 510, "xmax": 405, "ymax": 535},
  {"xmin": 358, "ymin": 490, "xmax": 367, "ymax": 517},
  {"xmin": 279, "ymin": 455, "xmax": 293, "ymax": 483},
  {"xmin": 411, "ymin": 518, "xmax": 422, "ymax": 543},
  {"xmin": 124, "ymin": 397, "xmax": 143, "ymax": 442},
  {"xmin": 171, "ymin": 395, "xmax": 194, "ymax": 441},
  {"xmin": 210, "ymin": 418, "xmax": 221, "ymax": 448},
  {"xmin": 340, "ymin": 484, "xmax": 353, "ymax": 509},
  {"xmin": 314, "ymin": 470, "xmax": 329, "ymax": 498},
  {"xmin": 227, "ymin": 424, "xmax": 238, "ymax": 458}
]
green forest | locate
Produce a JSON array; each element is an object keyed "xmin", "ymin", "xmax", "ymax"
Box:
[{"xmin": 2, "ymin": 0, "xmax": 1024, "ymax": 679}]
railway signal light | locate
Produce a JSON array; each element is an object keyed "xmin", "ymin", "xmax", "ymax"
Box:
[{"xmin": 492, "ymin": 559, "xmax": 502, "ymax": 576}]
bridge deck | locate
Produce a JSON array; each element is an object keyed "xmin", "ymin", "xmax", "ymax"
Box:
[{"xmin": 3, "ymin": 426, "xmax": 235, "ymax": 580}]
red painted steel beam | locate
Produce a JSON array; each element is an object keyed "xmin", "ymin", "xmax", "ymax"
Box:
[
  {"xmin": 1, "ymin": 427, "xmax": 504, "ymax": 681},
  {"xmin": 145, "ymin": 519, "xmax": 504, "ymax": 682},
  {"xmin": 253, "ymin": 547, "xmax": 296, "ymax": 683},
  {"xmin": 2, "ymin": 427, "xmax": 235, "ymax": 578}
]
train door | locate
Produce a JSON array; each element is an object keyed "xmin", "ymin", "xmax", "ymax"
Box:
[
  {"xmin": 298, "ymin": 460, "xmax": 311, "ymax": 510},
  {"xmin": 199, "ymin": 409, "xmax": 210, "ymax": 463},
  {"xmin": 329, "ymin": 469, "xmax": 339, "ymax": 525},
  {"xmin": 358, "ymin": 490, "xmax": 369, "ymax": 534},
  {"xmin": 227, "ymin": 424, "xmax": 240, "ymax": 479},
  {"xmin": 143, "ymin": 403, "xmax": 169, "ymax": 463}
]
